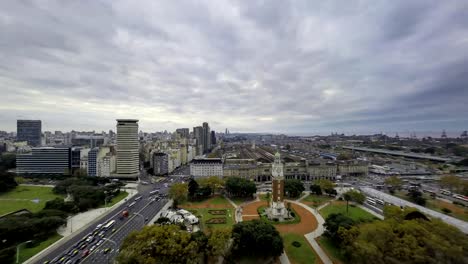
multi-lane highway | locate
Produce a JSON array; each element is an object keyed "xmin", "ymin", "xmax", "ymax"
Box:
[{"xmin": 36, "ymin": 170, "xmax": 186, "ymax": 264}]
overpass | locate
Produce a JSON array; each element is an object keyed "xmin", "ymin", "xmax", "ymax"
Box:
[{"xmin": 344, "ymin": 146, "xmax": 451, "ymax": 162}]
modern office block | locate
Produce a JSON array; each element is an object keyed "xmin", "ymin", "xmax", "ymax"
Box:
[
  {"xmin": 16, "ymin": 147, "xmax": 70, "ymax": 174},
  {"xmin": 17, "ymin": 120, "xmax": 41, "ymax": 147},
  {"xmin": 116, "ymin": 119, "xmax": 139, "ymax": 178}
]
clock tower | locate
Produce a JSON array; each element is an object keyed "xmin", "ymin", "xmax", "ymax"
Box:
[{"xmin": 267, "ymin": 151, "xmax": 288, "ymax": 220}]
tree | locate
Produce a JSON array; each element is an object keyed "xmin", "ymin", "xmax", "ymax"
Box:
[
  {"xmin": 343, "ymin": 190, "xmax": 365, "ymax": 214},
  {"xmin": 117, "ymin": 225, "xmax": 204, "ymax": 264},
  {"xmin": 337, "ymin": 153, "xmax": 352, "ymax": 160},
  {"xmin": 0, "ymin": 153, "xmax": 16, "ymax": 170},
  {"xmin": 0, "ymin": 170, "xmax": 17, "ymax": 193},
  {"xmin": 284, "ymin": 179, "xmax": 305, "ymax": 198},
  {"xmin": 384, "ymin": 176, "xmax": 402, "ymax": 191},
  {"xmin": 169, "ymin": 183, "xmax": 188, "ymax": 204},
  {"xmin": 188, "ymin": 179, "xmax": 199, "ymax": 199},
  {"xmin": 340, "ymin": 208, "xmax": 468, "ymax": 264},
  {"xmin": 316, "ymin": 179, "xmax": 334, "ymax": 191},
  {"xmin": 407, "ymin": 189, "xmax": 426, "ymax": 206},
  {"xmin": 310, "ymin": 184, "xmax": 322, "ymax": 195},
  {"xmin": 225, "ymin": 177, "xmax": 256, "ymax": 198},
  {"xmin": 206, "ymin": 228, "xmax": 231, "ymax": 260},
  {"xmin": 440, "ymin": 175, "xmax": 461, "ymax": 192},
  {"xmin": 323, "ymin": 213, "xmax": 355, "ymax": 245},
  {"xmin": 231, "ymin": 220, "xmax": 283, "ymax": 259},
  {"xmin": 198, "ymin": 176, "xmax": 224, "ymax": 196}
]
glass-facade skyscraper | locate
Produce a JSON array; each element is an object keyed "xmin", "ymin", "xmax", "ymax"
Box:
[{"xmin": 17, "ymin": 120, "xmax": 42, "ymax": 146}]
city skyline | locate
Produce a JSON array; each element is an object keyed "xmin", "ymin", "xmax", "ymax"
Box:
[{"xmin": 1, "ymin": 1, "xmax": 468, "ymax": 133}]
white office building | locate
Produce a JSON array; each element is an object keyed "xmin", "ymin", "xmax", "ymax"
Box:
[
  {"xmin": 116, "ymin": 119, "xmax": 139, "ymax": 179},
  {"xmin": 190, "ymin": 158, "xmax": 223, "ymax": 178}
]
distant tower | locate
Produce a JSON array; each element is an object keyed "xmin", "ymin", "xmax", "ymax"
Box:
[
  {"xmin": 267, "ymin": 151, "xmax": 288, "ymax": 220},
  {"xmin": 441, "ymin": 130, "xmax": 447, "ymax": 139},
  {"xmin": 461, "ymin": 131, "xmax": 468, "ymax": 139},
  {"xmin": 116, "ymin": 119, "xmax": 139, "ymax": 179},
  {"xmin": 395, "ymin": 133, "xmax": 399, "ymax": 140},
  {"xmin": 252, "ymin": 140, "xmax": 256, "ymax": 150}
]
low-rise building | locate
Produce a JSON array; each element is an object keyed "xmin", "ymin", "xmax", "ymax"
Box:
[
  {"xmin": 16, "ymin": 147, "xmax": 71, "ymax": 175},
  {"xmin": 190, "ymin": 158, "xmax": 223, "ymax": 178}
]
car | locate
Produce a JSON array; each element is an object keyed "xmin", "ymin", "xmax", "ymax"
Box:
[
  {"xmin": 103, "ymin": 248, "xmax": 111, "ymax": 254},
  {"xmin": 71, "ymin": 250, "xmax": 79, "ymax": 256},
  {"xmin": 82, "ymin": 249, "xmax": 90, "ymax": 257},
  {"xmin": 90, "ymin": 245, "xmax": 97, "ymax": 251},
  {"xmin": 98, "ymin": 231, "xmax": 105, "ymax": 237},
  {"xmin": 145, "ymin": 217, "xmax": 149, "ymax": 222},
  {"xmin": 80, "ymin": 243, "xmax": 87, "ymax": 250},
  {"xmin": 65, "ymin": 260, "xmax": 73, "ymax": 264},
  {"xmin": 111, "ymin": 228, "xmax": 116, "ymax": 233},
  {"xmin": 96, "ymin": 239, "xmax": 104, "ymax": 246},
  {"xmin": 85, "ymin": 236, "xmax": 94, "ymax": 242},
  {"xmin": 43, "ymin": 261, "xmax": 50, "ymax": 264}
]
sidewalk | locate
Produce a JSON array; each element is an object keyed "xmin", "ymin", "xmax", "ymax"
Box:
[
  {"xmin": 289, "ymin": 200, "xmax": 333, "ymax": 264},
  {"xmin": 58, "ymin": 189, "xmax": 138, "ymax": 236}
]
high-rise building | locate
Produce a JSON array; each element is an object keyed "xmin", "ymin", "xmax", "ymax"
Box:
[
  {"xmin": 17, "ymin": 120, "xmax": 42, "ymax": 147},
  {"xmin": 193, "ymin": 126, "xmax": 203, "ymax": 155},
  {"xmin": 202, "ymin": 122, "xmax": 211, "ymax": 153},
  {"xmin": 152, "ymin": 152, "xmax": 169, "ymax": 176},
  {"xmin": 176, "ymin": 128, "xmax": 190, "ymax": 139},
  {"xmin": 116, "ymin": 119, "xmax": 139, "ymax": 178},
  {"xmin": 87, "ymin": 147, "xmax": 99, "ymax": 176},
  {"xmin": 211, "ymin": 130, "xmax": 216, "ymax": 146},
  {"xmin": 16, "ymin": 147, "xmax": 70, "ymax": 174}
]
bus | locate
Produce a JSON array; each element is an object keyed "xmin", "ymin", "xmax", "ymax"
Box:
[
  {"xmin": 440, "ymin": 189, "xmax": 451, "ymax": 196},
  {"xmin": 375, "ymin": 199, "xmax": 385, "ymax": 205},
  {"xmin": 103, "ymin": 220, "xmax": 115, "ymax": 230},
  {"xmin": 366, "ymin": 197, "xmax": 376, "ymax": 206},
  {"xmin": 149, "ymin": 190, "xmax": 159, "ymax": 195},
  {"xmin": 134, "ymin": 196, "xmax": 142, "ymax": 201},
  {"xmin": 127, "ymin": 201, "xmax": 136, "ymax": 208}
]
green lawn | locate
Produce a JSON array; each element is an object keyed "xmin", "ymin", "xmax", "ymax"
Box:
[
  {"xmin": 259, "ymin": 193, "xmax": 270, "ymax": 201},
  {"xmin": 184, "ymin": 207, "xmax": 235, "ymax": 231},
  {"xmin": 0, "ymin": 186, "xmax": 63, "ymax": 215},
  {"xmin": 17, "ymin": 233, "xmax": 63, "ymax": 263},
  {"xmin": 319, "ymin": 202, "xmax": 378, "ymax": 222},
  {"xmin": 282, "ymin": 233, "xmax": 317, "ymax": 264},
  {"xmin": 317, "ymin": 236, "xmax": 345, "ymax": 264},
  {"xmin": 230, "ymin": 196, "xmax": 255, "ymax": 206},
  {"xmin": 180, "ymin": 196, "xmax": 232, "ymax": 207},
  {"xmin": 101, "ymin": 191, "xmax": 128, "ymax": 208},
  {"xmin": 302, "ymin": 195, "xmax": 333, "ymax": 207}
]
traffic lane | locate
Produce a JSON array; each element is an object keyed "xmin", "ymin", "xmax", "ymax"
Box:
[
  {"xmin": 49, "ymin": 199, "xmax": 149, "ymax": 263},
  {"xmin": 82, "ymin": 200, "xmax": 166, "ymax": 263},
  {"xmin": 39, "ymin": 194, "xmax": 150, "ymax": 263},
  {"xmin": 37, "ymin": 200, "xmax": 136, "ymax": 264}
]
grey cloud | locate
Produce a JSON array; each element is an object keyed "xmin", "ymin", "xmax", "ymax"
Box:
[{"xmin": 0, "ymin": 0, "xmax": 467, "ymax": 133}]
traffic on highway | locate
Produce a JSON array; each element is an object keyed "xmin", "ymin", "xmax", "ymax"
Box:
[{"xmin": 37, "ymin": 171, "xmax": 185, "ymax": 264}]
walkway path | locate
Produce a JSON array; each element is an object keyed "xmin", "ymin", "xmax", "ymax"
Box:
[{"xmin": 287, "ymin": 200, "xmax": 332, "ymax": 264}]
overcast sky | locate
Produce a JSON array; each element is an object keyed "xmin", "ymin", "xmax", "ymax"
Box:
[{"xmin": 1, "ymin": 1, "xmax": 467, "ymax": 134}]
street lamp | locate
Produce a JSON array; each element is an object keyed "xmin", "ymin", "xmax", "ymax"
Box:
[
  {"xmin": 16, "ymin": 240, "xmax": 32, "ymax": 264},
  {"xmin": 134, "ymin": 212, "xmax": 145, "ymax": 225},
  {"xmin": 102, "ymin": 238, "xmax": 118, "ymax": 264}
]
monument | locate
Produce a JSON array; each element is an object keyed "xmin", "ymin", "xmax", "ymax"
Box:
[{"xmin": 266, "ymin": 151, "xmax": 289, "ymax": 220}]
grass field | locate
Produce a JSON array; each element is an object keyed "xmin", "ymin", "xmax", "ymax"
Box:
[
  {"xmin": 17, "ymin": 233, "xmax": 63, "ymax": 263},
  {"xmin": 0, "ymin": 186, "xmax": 63, "ymax": 215},
  {"xmin": 101, "ymin": 191, "xmax": 128, "ymax": 208},
  {"xmin": 317, "ymin": 236, "xmax": 345, "ymax": 264},
  {"xmin": 302, "ymin": 195, "xmax": 333, "ymax": 207},
  {"xmin": 230, "ymin": 196, "xmax": 255, "ymax": 206},
  {"xmin": 181, "ymin": 196, "xmax": 232, "ymax": 207},
  {"xmin": 186, "ymin": 207, "xmax": 235, "ymax": 230},
  {"xmin": 282, "ymin": 233, "xmax": 317, "ymax": 264},
  {"xmin": 319, "ymin": 201, "xmax": 377, "ymax": 222}
]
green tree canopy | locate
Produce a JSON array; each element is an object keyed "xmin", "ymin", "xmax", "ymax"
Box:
[
  {"xmin": 310, "ymin": 184, "xmax": 322, "ymax": 195},
  {"xmin": 0, "ymin": 170, "xmax": 17, "ymax": 193},
  {"xmin": 169, "ymin": 182, "xmax": 189, "ymax": 204},
  {"xmin": 231, "ymin": 220, "xmax": 284, "ymax": 259},
  {"xmin": 341, "ymin": 206, "xmax": 468, "ymax": 264},
  {"xmin": 225, "ymin": 177, "xmax": 257, "ymax": 198},
  {"xmin": 323, "ymin": 213, "xmax": 355, "ymax": 245},
  {"xmin": 284, "ymin": 179, "xmax": 305, "ymax": 198},
  {"xmin": 343, "ymin": 190, "xmax": 365, "ymax": 213},
  {"xmin": 439, "ymin": 175, "xmax": 462, "ymax": 192}
]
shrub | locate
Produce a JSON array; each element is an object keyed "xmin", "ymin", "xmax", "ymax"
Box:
[
  {"xmin": 441, "ymin": 208, "xmax": 452, "ymax": 214},
  {"xmin": 206, "ymin": 217, "xmax": 226, "ymax": 224},
  {"xmin": 292, "ymin": 241, "xmax": 301, "ymax": 248},
  {"xmin": 208, "ymin": 210, "xmax": 227, "ymax": 215}
]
